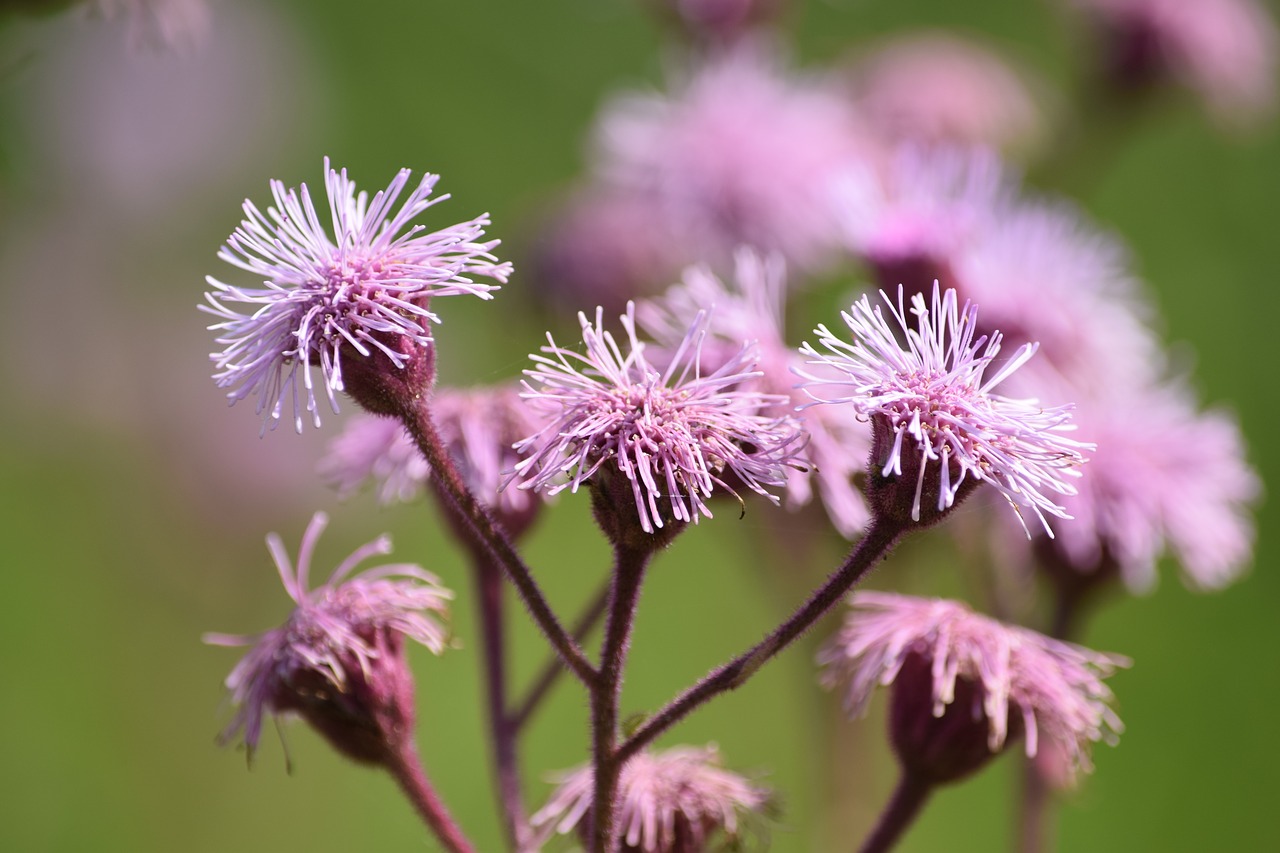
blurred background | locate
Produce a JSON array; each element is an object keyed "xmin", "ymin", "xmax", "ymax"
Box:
[{"xmin": 0, "ymin": 0, "xmax": 1276, "ymax": 850}]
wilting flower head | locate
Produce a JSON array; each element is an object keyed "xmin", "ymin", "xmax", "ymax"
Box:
[
  {"xmin": 205, "ymin": 512, "xmax": 452, "ymax": 764},
  {"xmin": 818, "ymin": 592, "xmax": 1127, "ymax": 781},
  {"xmin": 512, "ymin": 302, "xmax": 806, "ymax": 543},
  {"xmin": 202, "ymin": 158, "xmax": 510, "ymax": 432},
  {"xmin": 1068, "ymin": 0, "xmax": 1278, "ymax": 125},
  {"xmin": 1041, "ymin": 378, "xmax": 1259, "ymax": 594},
  {"xmin": 531, "ymin": 745, "xmax": 770, "ymax": 852},
  {"xmin": 798, "ymin": 285, "xmax": 1091, "ymax": 534},
  {"xmin": 638, "ymin": 249, "xmax": 872, "ymax": 537},
  {"xmin": 594, "ymin": 44, "xmax": 873, "ymax": 272},
  {"xmin": 846, "ymin": 33, "xmax": 1047, "ymax": 156}
]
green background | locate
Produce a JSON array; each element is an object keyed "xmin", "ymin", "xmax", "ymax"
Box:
[{"xmin": 0, "ymin": 1, "xmax": 1275, "ymax": 850}]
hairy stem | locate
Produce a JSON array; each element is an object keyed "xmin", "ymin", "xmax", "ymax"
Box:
[
  {"xmin": 859, "ymin": 771, "xmax": 932, "ymax": 853},
  {"xmin": 470, "ymin": 557, "xmax": 530, "ymax": 851},
  {"xmin": 618, "ymin": 517, "xmax": 903, "ymax": 764},
  {"xmin": 589, "ymin": 546, "xmax": 652, "ymax": 853},
  {"xmin": 385, "ymin": 740, "xmax": 477, "ymax": 853},
  {"xmin": 405, "ymin": 402, "xmax": 596, "ymax": 686},
  {"xmin": 510, "ymin": 580, "xmax": 612, "ymax": 732}
]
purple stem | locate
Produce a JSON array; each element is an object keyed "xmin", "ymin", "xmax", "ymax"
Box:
[
  {"xmin": 510, "ymin": 580, "xmax": 612, "ymax": 733},
  {"xmin": 403, "ymin": 402, "xmax": 597, "ymax": 686},
  {"xmin": 618, "ymin": 517, "xmax": 903, "ymax": 764},
  {"xmin": 588, "ymin": 545, "xmax": 651, "ymax": 853},
  {"xmin": 858, "ymin": 771, "xmax": 933, "ymax": 853},
  {"xmin": 470, "ymin": 558, "xmax": 530, "ymax": 852},
  {"xmin": 384, "ymin": 740, "xmax": 477, "ymax": 853}
]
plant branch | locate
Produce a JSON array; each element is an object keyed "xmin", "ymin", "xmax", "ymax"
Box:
[
  {"xmin": 510, "ymin": 579, "xmax": 612, "ymax": 732},
  {"xmin": 384, "ymin": 740, "xmax": 477, "ymax": 853},
  {"xmin": 404, "ymin": 401, "xmax": 596, "ymax": 686},
  {"xmin": 859, "ymin": 771, "xmax": 932, "ymax": 853},
  {"xmin": 618, "ymin": 517, "xmax": 903, "ymax": 764}
]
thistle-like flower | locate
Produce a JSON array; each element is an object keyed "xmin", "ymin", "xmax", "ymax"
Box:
[
  {"xmin": 638, "ymin": 250, "xmax": 872, "ymax": 537},
  {"xmin": 818, "ymin": 592, "xmax": 1127, "ymax": 781},
  {"xmin": 531, "ymin": 745, "xmax": 770, "ymax": 853},
  {"xmin": 204, "ymin": 512, "xmax": 452, "ymax": 764},
  {"xmin": 798, "ymin": 285, "xmax": 1090, "ymax": 534},
  {"xmin": 202, "ymin": 158, "xmax": 510, "ymax": 432},
  {"xmin": 511, "ymin": 302, "xmax": 806, "ymax": 543}
]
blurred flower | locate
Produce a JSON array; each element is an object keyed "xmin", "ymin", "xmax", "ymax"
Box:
[
  {"xmin": 836, "ymin": 146, "xmax": 1011, "ymax": 297},
  {"xmin": 638, "ymin": 249, "xmax": 872, "ymax": 537},
  {"xmin": 845, "ymin": 33, "xmax": 1048, "ymax": 156},
  {"xmin": 1068, "ymin": 0, "xmax": 1278, "ymax": 125},
  {"xmin": 1043, "ymin": 379, "xmax": 1260, "ymax": 593},
  {"xmin": 593, "ymin": 43, "xmax": 875, "ymax": 272},
  {"xmin": 202, "ymin": 159, "xmax": 510, "ymax": 433},
  {"xmin": 531, "ymin": 744, "xmax": 770, "ymax": 852},
  {"xmin": 952, "ymin": 195, "xmax": 1161, "ymax": 397},
  {"xmin": 643, "ymin": 0, "xmax": 788, "ymax": 45},
  {"xmin": 321, "ymin": 414, "xmax": 429, "ymax": 506},
  {"xmin": 818, "ymin": 592, "xmax": 1127, "ymax": 779},
  {"xmin": 204, "ymin": 512, "xmax": 452, "ymax": 763},
  {"xmin": 512, "ymin": 302, "xmax": 807, "ymax": 537},
  {"xmin": 90, "ymin": 0, "xmax": 210, "ymax": 52},
  {"xmin": 798, "ymin": 286, "xmax": 1090, "ymax": 534}
]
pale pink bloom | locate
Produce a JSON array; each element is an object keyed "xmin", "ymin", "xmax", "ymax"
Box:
[
  {"xmin": 798, "ymin": 285, "xmax": 1091, "ymax": 535},
  {"xmin": 204, "ymin": 513, "xmax": 452, "ymax": 758},
  {"xmin": 639, "ymin": 249, "xmax": 872, "ymax": 537},
  {"xmin": 836, "ymin": 145, "xmax": 1011, "ymax": 288},
  {"xmin": 320, "ymin": 415, "xmax": 430, "ymax": 506},
  {"xmin": 1070, "ymin": 0, "xmax": 1278, "ymax": 124},
  {"xmin": 952, "ymin": 196, "xmax": 1161, "ymax": 397},
  {"xmin": 203, "ymin": 159, "xmax": 510, "ymax": 433},
  {"xmin": 1046, "ymin": 378, "xmax": 1259, "ymax": 592},
  {"xmin": 594, "ymin": 44, "xmax": 875, "ymax": 272},
  {"xmin": 512, "ymin": 302, "xmax": 807, "ymax": 534},
  {"xmin": 818, "ymin": 592, "xmax": 1128, "ymax": 773},
  {"xmin": 847, "ymin": 33, "xmax": 1048, "ymax": 156},
  {"xmin": 531, "ymin": 745, "xmax": 769, "ymax": 852},
  {"xmin": 91, "ymin": 0, "xmax": 210, "ymax": 52}
]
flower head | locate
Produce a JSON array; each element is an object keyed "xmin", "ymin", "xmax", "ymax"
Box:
[
  {"xmin": 1043, "ymin": 378, "xmax": 1260, "ymax": 593},
  {"xmin": 638, "ymin": 250, "xmax": 872, "ymax": 537},
  {"xmin": 847, "ymin": 33, "xmax": 1047, "ymax": 156},
  {"xmin": 202, "ymin": 158, "xmax": 510, "ymax": 433},
  {"xmin": 818, "ymin": 592, "xmax": 1127, "ymax": 779},
  {"xmin": 320, "ymin": 414, "xmax": 431, "ymax": 506},
  {"xmin": 1068, "ymin": 0, "xmax": 1277, "ymax": 126},
  {"xmin": 512, "ymin": 302, "xmax": 806, "ymax": 541},
  {"xmin": 594, "ymin": 45, "xmax": 872, "ymax": 271},
  {"xmin": 205, "ymin": 512, "xmax": 452, "ymax": 763},
  {"xmin": 798, "ymin": 285, "xmax": 1090, "ymax": 534},
  {"xmin": 531, "ymin": 745, "xmax": 770, "ymax": 853}
]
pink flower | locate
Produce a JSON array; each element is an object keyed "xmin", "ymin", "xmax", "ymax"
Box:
[
  {"xmin": 846, "ymin": 33, "xmax": 1047, "ymax": 155},
  {"xmin": 593, "ymin": 44, "xmax": 873, "ymax": 272},
  {"xmin": 798, "ymin": 285, "xmax": 1091, "ymax": 534},
  {"xmin": 512, "ymin": 302, "xmax": 807, "ymax": 536},
  {"xmin": 951, "ymin": 196, "xmax": 1161, "ymax": 397},
  {"xmin": 818, "ymin": 592, "xmax": 1127, "ymax": 775},
  {"xmin": 90, "ymin": 0, "xmax": 210, "ymax": 52},
  {"xmin": 638, "ymin": 249, "xmax": 873, "ymax": 537},
  {"xmin": 531, "ymin": 745, "xmax": 770, "ymax": 852},
  {"xmin": 320, "ymin": 414, "xmax": 430, "ymax": 506},
  {"xmin": 202, "ymin": 159, "xmax": 510, "ymax": 432},
  {"xmin": 1045, "ymin": 378, "xmax": 1260, "ymax": 592},
  {"xmin": 204, "ymin": 512, "xmax": 452, "ymax": 761},
  {"xmin": 1069, "ymin": 0, "xmax": 1278, "ymax": 125}
]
